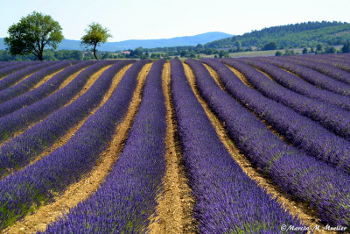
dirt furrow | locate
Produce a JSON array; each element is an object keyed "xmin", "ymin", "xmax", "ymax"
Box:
[
  {"xmin": 256, "ymin": 69, "xmax": 275, "ymax": 81},
  {"xmin": 60, "ymin": 65, "xmax": 112, "ymax": 108},
  {"xmin": 5, "ymin": 64, "xmax": 132, "ymax": 178},
  {"xmin": 7, "ymin": 72, "xmax": 35, "ymax": 87},
  {"xmin": 57, "ymin": 67, "xmax": 88, "ymax": 90},
  {"xmin": 185, "ymin": 63, "xmax": 331, "ymax": 234},
  {"xmin": 225, "ymin": 64, "xmax": 254, "ymax": 88},
  {"xmin": 0, "ymin": 65, "xmax": 111, "ymax": 146},
  {"xmin": 147, "ymin": 62, "xmax": 197, "ymax": 234},
  {"xmin": 3, "ymin": 63, "xmax": 152, "ymax": 234},
  {"xmin": 2, "ymin": 67, "xmax": 64, "ymax": 93},
  {"xmin": 203, "ymin": 63, "xmax": 226, "ymax": 89}
]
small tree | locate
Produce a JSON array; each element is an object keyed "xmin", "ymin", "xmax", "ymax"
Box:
[
  {"xmin": 325, "ymin": 46, "xmax": 336, "ymax": 54},
  {"xmin": 342, "ymin": 42, "xmax": 350, "ymax": 53},
  {"xmin": 316, "ymin": 44, "xmax": 323, "ymax": 54},
  {"xmin": 262, "ymin": 42, "xmax": 277, "ymax": 51},
  {"xmin": 275, "ymin": 51, "xmax": 282, "ymax": 56},
  {"xmin": 302, "ymin": 48, "xmax": 308, "ymax": 54},
  {"xmin": 218, "ymin": 50, "xmax": 229, "ymax": 58},
  {"xmin": 81, "ymin": 23, "xmax": 111, "ymax": 60},
  {"xmin": 5, "ymin": 11, "xmax": 63, "ymax": 61}
]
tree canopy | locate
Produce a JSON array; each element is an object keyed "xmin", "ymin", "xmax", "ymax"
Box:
[
  {"xmin": 206, "ymin": 21, "xmax": 350, "ymax": 49},
  {"xmin": 342, "ymin": 41, "xmax": 350, "ymax": 53},
  {"xmin": 4, "ymin": 11, "xmax": 63, "ymax": 61},
  {"xmin": 262, "ymin": 42, "xmax": 277, "ymax": 50},
  {"xmin": 81, "ymin": 23, "xmax": 111, "ymax": 60}
]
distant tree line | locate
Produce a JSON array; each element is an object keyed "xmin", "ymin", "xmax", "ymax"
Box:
[
  {"xmin": 1, "ymin": 40, "xmax": 349, "ymax": 61},
  {"xmin": 275, "ymin": 42, "xmax": 350, "ymax": 56}
]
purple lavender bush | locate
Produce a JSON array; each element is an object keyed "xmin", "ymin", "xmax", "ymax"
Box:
[
  {"xmin": 0, "ymin": 61, "xmax": 114, "ymax": 142},
  {"xmin": 44, "ymin": 60, "xmax": 166, "ymax": 233},
  {"xmin": 0, "ymin": 61, "xmax": 94, "ymax": 118},
  {"xmin": 205, "ymin": 59, "xmax": 350, "ymax": 174},
  {"xmin": 0, "ymin": 61, "xmax": 72, "ymax": 103},
  {"xmin": 193, "ymin": 59, "xmax": 350, "ymax": 226},
  {"xmin": 171, "ymin": 59, "xmax": 302, "ymax": 233},
  {"xmin": 0, "ymin": 60, "xmax": 148, "ymax": 230},
  {"xmin": 0, "ymin": 60, "xmax": 132, "ymax": 177}
]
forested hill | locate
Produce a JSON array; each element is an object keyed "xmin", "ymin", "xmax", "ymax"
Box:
[{"xmin": 206, "ymin": 21, "xmax": 350, "ymax": 49}]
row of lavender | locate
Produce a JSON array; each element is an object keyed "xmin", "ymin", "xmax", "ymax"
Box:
[
  {"xmin": 0, "ymin": 60, "xmax": 302, "ymax": 232},
  {"xmin": 280, "ymin": 53, "xmax": 350, "ymax": 72},
  {"xmin": 0, "ymin": 61, "xmax": 74, "ymax": 103},
  {"xmin": 239, "ymin": 58, "xmax": 350, "ymax": 111},
  {"xmin": 0, "ymin": 54, "xmax": 349, "ymax": 231},
  {"xmin": 0, "ymin": 61, "xmax": 41, "ymax": 79},
  {"xmin": 171, "ymin": 60, "xmax": 301, "ymax": 233},
  {"xmin": 191, "ymin": 59, "xmax": 350, "ymax": 226},
  {"xmin": 44, "ymin": 60, "xmax": 302, "ymax": 233},
  {"xmin": 0, "ymin": 60, "xmax": 132, "ymax": 178},
  {"xmin": 0, "ymin": 62, "xmax": 53, "ymax": 91},
  {"xmin": 44, "ymin": 60, "xmax": 166, "ymax": 233},
  {"xmin": 0, "ymin": 61, "xmax": 113, "ymax": 143},
  {"xmin": 0, "ymin": 60, "xmax": 94, "ymax": 118},
  {"xmin": 0, "ymin": 60, "xmax": 146, "ymax": 229},
  {"xmin": 206, "ymin": 58, "xmax": 350, "ymax": 174}
]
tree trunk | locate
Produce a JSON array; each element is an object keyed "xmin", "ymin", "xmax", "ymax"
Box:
[
  {"xmin": 93, "ymin": 44, "xmax": 98, "ymax": 60},
  {"xmin": 37, "ymin": 49, "xmax": 44, "ymax": 61}
]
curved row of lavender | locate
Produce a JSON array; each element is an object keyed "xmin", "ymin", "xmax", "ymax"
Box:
[
  {"xmin": 326, "ymin": 54, "xmax": 350, "ymax": 65},
  {"xmin": 0, "ymin": 61, "xmax": 113, "ymax": 142},
  {"xmin": 44, "ymin": 60, "xmax": 166, "ymax": 233},
  {"xmin": 224, "ymin": 59, "xmax": 350, "ymax": 141},
  {"xmin": 0, "ymin": 60, "xmax": 132, "ymax": 178},
  {"xmin": 0, "ymin": 61, "xmax": 94, "ymax": 118},
  {"xmin": 172, "ymin": 59, "xmax": 301, "ymax": 233},
  {"xmin": 0, "ymin": 62, "xmax": 11, "ymax": 70},
  {"xmin": 263, "ymin": 57, "xmax": 350, "ymax": 96},
  {"xmin": 189, "ymin": 59, "xmax": 350, "ymax": 227},
  {"xmin": 204, "ymin": 59, "xmax": 350, "ymax": 174},
  {"xmin": 0, "ymin": 62, "xmax": 53, "ymax": 91},
  {"xmin": 0, "ymin": 60, "xmax": 148, "ymax": 230},
  {"xmin": 240, "ymin": 58, "xmax": 350, "ymax": 111},
  {"xmin": 0, "ymin": 61, "xmax": 72, "ymax": 104},
  {"xmin": 286, "ymin": 54, "xmax": 350, "ymax": 72},
  {"xmin": 278, "ymin": 56, "xmax": 350, "ymax": 85},
  {"xmin": 0, "ymin": 61, "xmax": 38, "ymax": 79}
]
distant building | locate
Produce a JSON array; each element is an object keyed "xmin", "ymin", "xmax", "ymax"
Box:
[{"xmin": 121, "ymin": 51, "xmax": 131, "ymax": 55}]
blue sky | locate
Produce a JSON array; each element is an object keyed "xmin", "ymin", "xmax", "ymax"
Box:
[{"xmin": 1, "ymin": 0, "xmax": 349, "ymax": 41}]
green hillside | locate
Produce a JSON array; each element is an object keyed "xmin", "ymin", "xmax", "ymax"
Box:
[{"xmin": 206, "ymin": 21, "xmax": 350, "ymax": 49}]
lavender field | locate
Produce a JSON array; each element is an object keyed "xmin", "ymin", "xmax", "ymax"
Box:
[{"xmin": 0, "ymin": 54, "xmax": 350, "ymax": 233}]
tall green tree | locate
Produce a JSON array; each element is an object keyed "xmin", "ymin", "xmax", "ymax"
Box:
[
  {"xmin": 81, "ymin": 23, "xmax": 111, "ymax": 60},
  {"xmin": 5, "ymin": 11, "xmax": 63, "ymax": 61}
]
